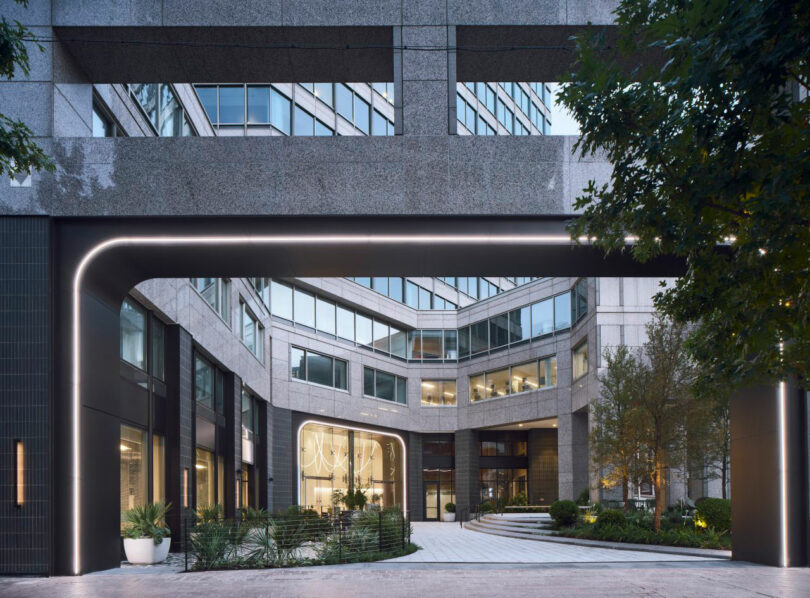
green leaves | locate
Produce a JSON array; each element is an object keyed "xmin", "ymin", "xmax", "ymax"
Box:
[
  {"xmin": 560, "ymin": 0, "xmax": 810, "ymax": 388},
  {"xmin": 122, "ymin": 502, "xmax": 172, "ymax": 545}
]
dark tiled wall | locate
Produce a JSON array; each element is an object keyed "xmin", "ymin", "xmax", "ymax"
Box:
[
  {"xmin": 270, "ymin": 406, "xmax": 293, "ymax": 512},
  {"xmin": 454, "ymin": 429, "xmax": 479, "ymax": 517},
  {"xmin": 407, "ymin": 432, "xmax": 423, "ymax": 520},
  {"xmin": 0, "ymin": 217, "xmax": 50, "ymax": 575},
  {"xmin": 528, "ymin": 428, "xmax": 558, "ymax": 505}
]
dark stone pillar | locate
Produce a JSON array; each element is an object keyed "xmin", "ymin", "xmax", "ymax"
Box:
[
  {"xmin": 454, "ymin": 429, "xmax": 479, "ymax": 519},
  {"xmin": 165, "ymin": 324, "xmax": 194, "ymax": 550},
  {"xmin": 528, "ymin": 428, "xmax": 559, "ymax": 506},
  {"xmin": 0, "ymin": 217, "xmax": 51, "ymax": 575},
  {"xmin": 224, "ymin": 372, "xmax": 242, "ymax": 519},
  {"xmin": 731, "ymin": 380, "xmax": 808, "ymax": 566},
  {"xmin": 257, "ymin": 400, "xmax": 270, "ymax": 510},
  {"xmin": 408, "ymin": 432, "xmax": 423, "ymax": 520},
  {"xmin": 269, "ymin": 406, "xmax": 292, "ymax": 513}
]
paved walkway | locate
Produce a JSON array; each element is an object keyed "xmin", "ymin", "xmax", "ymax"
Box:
[{"xmin": 390, "ymin": 522, "xmax": 723, "ymax": 563}]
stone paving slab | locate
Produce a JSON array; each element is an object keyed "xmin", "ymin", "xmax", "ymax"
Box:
[{"xmin": 390, "ymin": 522, "xmax": 723, "ymax": 563}]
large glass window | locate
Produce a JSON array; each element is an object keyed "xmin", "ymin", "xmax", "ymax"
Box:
[
  {"xmin": 191, "ymin": 278, "xmax": 230, "ymax": 323},
  {"xmin": 195, "ymin": 447, "xmax": 216, "ymax": 508},
  {"xmin": 373, "ymin": 320, "xmax": 390, "ymax": 353},
  {"xmin": 353, "ymin": 95, "xmax": 370, "ymax": 134},
  {"xmin": 511, "ymin": 360, "xmax": 539, "ymax": 394},
  {"xmin": 314, "ymin": 83, "xmax": 333, "ymax": 106},
  {"xmin": 307, "ymin": 352, "xmax": 334, "ymax": 387},
  {"xmin": 336, "ymin": 83, "xmax": 353, "ymax": 122},
  {"xmin": 336, "ymin": 305, "xmax": 355, "ymax": 341},
  {"xmin": 480, "ymin": 468, "xmax": 527, "ymax": 506},
  {"xmin": 247, "ymin": 86, "xmax": 270, "ymax": 124},
  {"xmin": 294, "ymin": 105, "xmax": 315, "ymax": 135},
  {"xmin": 293, "ymin": 288, "xmax": 315, "ymax": 328},
  {"xmin": 405, "ymin": 281, "xmax": 419, "ymax": 308},
  {"xmin": 470, "ymin": 356, "xmax": 557, "ymax": 402},
  {"xmin": 120, "ymin": 298, "xmax": 146, "ymax": 370},
  {"xmin": 470, "ymin": 320, "xmax": 489, "ymax": 355},
  {"xmin": 239, "ymin": 301, "xmax": 263, "ymax": 359},
  {"xmin": 197, "ymin": 86, "xmax": 217, "ymax": 123},
  {"xmin": 270, "ymin": 280, "xmax": 293, "ymax": 320},
  {"xmin": 270, "ymin": 87, "xmax": 291, "ymax": 134},
  {"xmin": 573, "ymin": 343, "xmax": 588, "ymax": 380},
  {"xmin": 444, "ymin": 329, "xmax": 458, "ymax": 360},
  {"xmin": 153, "ymin": 434, "xmax": 165, "ymax": 504},
  {"xmin": 120, "ymin": 425, "xmax": 147, "ymax": 529},
  {"xmin": 316, "ymin": 297, "xmax": 336, "ymax": 335},
  {"xmin": 356, "ymin": 314, "xmax": 373, "ymax": 347},
  {"xmin": 364, "ymin": 367, "xmax": 407, "ymax": 404},
  {"xmin": 290, "ymin": 347, "xmax": 306, "ymax": 380},
  {"xmin": 509, "ymin": 306, "xmax": 531, "ymax": 344},
  {"xmin": 151, "ymin": 318, "xmax": 165, "ymax": 380},
  {"xmin": 299, "ymin": 423, "xmax": 403, "ymax": 511},
  {"xmin": 390, "ymin": 327, "xmax": 407, "ymax": 359},
  {"xmin": 489, "ymin": 314, "xmax": 509, "ymax": 349},
  {"xmin": 554, "ymin": 293, "xmax": 572, "ymax": 330},
  {"xmin": 194, "ymin": 355, "xmax": 215, "ymax": 409},
  {"xmin": 421, "ymin": 380, "xmax": 457, "ymax": 406},
  {"xmin": 458, "ymin": 326, "xmax": 470, "ymax": 358},
  {"xmin": 290, "ymin": 347, "xmax": 348, "ymax": 390},
  {"xmin": 421, "ymin": 330, "xmax": 443, "ymax": 360},
  {"xmin": 531, "ymin": 298, "xmax": 554, "ymax": 337},
  {"xmin": 219, "ymin": 85, "xmax": 244, "ymax": 124}
]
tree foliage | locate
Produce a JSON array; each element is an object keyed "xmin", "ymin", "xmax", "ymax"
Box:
[
  {"xmin": 559, "ymin": 0, "xmax": 810, "ymax": 389},
  {"xmin": 0, "ymin": 0, "xmax": 53, "ymax": 178}
]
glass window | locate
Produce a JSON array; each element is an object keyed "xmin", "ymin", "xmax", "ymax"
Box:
[
  {"xmin": 336, "ymin": 306, "xmax": 355, "ymax": 341},
  {"xmin": 509, "ymin": 306, "xmax": 531, "ymax": 344},
  {"xmin": 375, "ymin": 370, "xmax": 395, "ymax": 401},
  {"xmin": 405, "ymin": 281, "xmax": 419, "ymax": 308},
  {"xmin": 195, "ymin": 447, "xmax": 216, "ymax": 508},
  {"xmin": 247, "ymin": 86, "xmax": 270, "ymax": 124},
  {"xmin": 511, "ymin": 360, "xmax": 539, "ymax": 394},
  {"xmin": 531, "ymin": 298, "xmax": 554, "ymax": 337},
  {"xmin": 444, "ymin": 330, "xmax": 458, "ymax": 360},
  {"xmin": 554, "ymin": 293, "xmax": 572, "ymax": 330},
  {"xmin": 489, "ymin": 314, "xmax": 509, "ymax": 349},
  {"xmin": 418, "ymin": 287, "xmax": 431, "ymax": 310},
  {"xmin": 540, "ymin": 356, "xmax": 557, "ymax": 388},
  {"xmin": 363, "ymin": 366, "xmax": 375, "ymax": 396},
  {"xmin": 196, "ymin": 86, "xmax": 218, "ymax": 124},
  {"xmin": 120, "ymin": 298, "xmax": 146, "ymax": 370},
  {"xmin": 336, "ymin": 84, "xmax": 353, "ymax": 122},
  {"xmin": 159, "ymin": 84, "xmax": 182, "ymax": 136},
  {"xmin": 270, "ymin": 280, "xmax": 293, "ymax": 320},
  {"xmin": 470, "ymin": 320, "xmax": 489, "ymax": 354},
  {"xmin": 92, "ymin": 104, "xmax": 113, "ymax": 137},
  {"xmin": 314, "ymin": 83, "xmax": 333, "ymax": 106},
  {"xmin": 307, "ymin": 352, "xmax": 333, "ymax": 387},
  {"xmin": 334, "ymin": 359, "xmax": 348, "ymax": 390},
  {"xmin": 353, "ymin": 95, "xmax": 370, "ymax": 133},
  {"xmin": 153, "ymin": 434, "xmax": 165, "ymax": 504},
  {"xmin": 270, "ymin": 87, "xmax": 291, "ymax": 134},
  {"xmin": 458, "ymin": 326, "xmax": 470, "ymax": 358},
  {"xmin": 354, "ymin": 276, "xmax": 371, "ymax": 288},
  {"xmin": 120, "ymin": 425, "xmax": 147, "ymax": 528},
  {"xmin": 465, "ymin": 101, "xmax": 476, "ymax": 132},
  {"xmin": 316, "ymin": 298, "xmax": 336, "ymax": 335},
  {"xmin": 421, "ymin": 330, "xmax": 443, "ymax": 360},
  {"xmin": 372, "ymin": 277, "xmax": 389, "ymax": 296},
  {"xmin": 389, "ymin": 277, "xmax": 403, "ymax": 302},
  {"xmin": 293, "ymin": 288, "xmax": 315, "ymax": 328},
  {"xmin": 390, "ymin": 327, "xmax": 407, "ymax": 359},
  {"xmin": 373, "ymin": 320, "xmax": 390, "ymax": 353},
  {"xmin": 573, "ymin": 343, "xmax": 588, "ymax": 380},
  {"xmin": 294, "ymin": 105, "xmax": 314, "ymax": 136},
  {"xmin": 486, "ymin": 367, "xmax": 510, "ymax": 399},
  {"xmin": 422, "ymin": 380, "xmax": 457, "ymax": 406},
  {"xmin": 219, "ymin": 86, "xmax": 244, "ymax": 124},
  {"xmin": 290, "ymin": 347, "xmax": 306, "ymax": 380},
  {"xmin": 194, "ymin": 355, "xmax": 214, "ymax": 409},
  {"xmin": 132, "ymin": 83, "xmax": 158, "ymax": 130},
  {"xmin": 315, "ymin": 120, "xmax": 333, "ymax": 136},
  {"xmin": 356, "ymin": 314, "xmax": 373, "ymax": 347},
  {"xmin": 191, "ymin": 278, "xmax": 229, "ymax": 322},
  {"xmin": 396, "ymin": 376, "xmax": 407, "ymax": 404},
  {"xmin": 470, "ymin": 373, "xmax": 485, "ymax": 402},
  {"xmin": 240, "ymin": 301, "xmax": 262, "ymax": 358},
  {"xmin": 372, "ymin": 110, "xmax": 388, "ymax": 136},
  {"xmin": 151, "ymin": 318, "xmax": 165, "ymax": 380},
  {"xmin": 407, "ymin": 330, "xmax": 422, "ymax": 359}
]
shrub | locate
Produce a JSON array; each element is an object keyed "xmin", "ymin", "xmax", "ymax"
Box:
[
  {"xmin": 695, "ymin": 498, "xmax": 731, "ymax": 532},
  {"xmin": 576, "ymin": 488, "xmax": 590, "ymax": 506},
  {"xmin": 508, "ymin": 493, "xmax": 528, "ymax": 506},
  {"xmin": 549, "ymin": 500, "xmax": 579, "ymax": 527},
  {"xmin": 122, "ymin": 502, "xmax": 172, "ymax": 544},
  {"xmin": 479, "ymin": 502, "xmax": 495, "ymax": 513},
  {"xmin": 445, "ymin": 502, "xmax": 456, "ymax": 513},
  {"xmin": 595, "ymin": 509, "xmax": 626, "ymax": 531}
]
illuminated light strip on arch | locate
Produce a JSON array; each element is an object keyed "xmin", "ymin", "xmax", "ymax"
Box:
[{"xmin": 70, "ymin": 232, "xmax": 636, "ymax": 574}]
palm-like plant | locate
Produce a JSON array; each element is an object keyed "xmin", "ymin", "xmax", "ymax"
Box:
[{"xmin": 122, "ymin": 502, "xmax": 172, "ymax": 545}]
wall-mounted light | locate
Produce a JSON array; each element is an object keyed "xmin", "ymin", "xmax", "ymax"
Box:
[
  {"xmin": 183, "ymin": 468, "xmax": 189, "ymax": 508},
  {"xmin": 15, "ymin": 440, "xmax": 24, "ymax": 507}
]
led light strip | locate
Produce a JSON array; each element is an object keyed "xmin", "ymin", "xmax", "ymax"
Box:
[
  {"xmin": 778, "ymin": 380, "xmax": 788, "ymax": 567},
  {"xmin": 71, "ymin": 231, "xmax": 633, "ymax": 574}
]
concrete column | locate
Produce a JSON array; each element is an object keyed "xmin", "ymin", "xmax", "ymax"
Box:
[
  {"xmin": 454, "ymin": 429, "xmax": 479, "ymax": 518},
  {"xmin": 557, "ymin": 410, "xmax": 589, "ymax": 501},
  {"xmin": 731, "ymin": 381, "xmax": 808, "ymax": 566},
  {"xmin": 407, "ymin": 432, "xmax": 423, "ymax": 520},
  {"xmin": 224, "ymin": 372, "xmax": 242, "ymax": 518},
  {"xmin": 395, "ymin": 24, "xmax": 456, "ymax": 136},
  {"xmin": 165, "ymin": 324, "xmax": 194, "ymax": 551}
]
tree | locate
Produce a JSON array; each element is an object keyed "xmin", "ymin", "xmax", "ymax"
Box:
[
  {"xmin": 590, "ymin": 345, "xmax": 646, "ymax": 512},
  {"xmin": 634, "ymin": 315, "xmax": 698, "ymax": 531},
  {"xmin": 1, "ymin": 0, "xmax": 53, "ymax": 177},
  {"xmin": 559, "ymin": 0, "xmax": 810, "ymax": 390}
]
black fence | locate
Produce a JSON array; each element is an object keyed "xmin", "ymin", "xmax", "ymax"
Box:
[{"xmin": 181, "ymin": 507, "xmax": 413, "ymax": 571}]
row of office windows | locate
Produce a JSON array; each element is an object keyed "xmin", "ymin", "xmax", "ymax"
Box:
[
  {"xmin": 250, "ymin": 277, "xmax": 587, "ymax": 362},
  {"xmin": 130, "ymin": 83, "xmax": 197, "ymax": 136},
  {"xmin": 458, "ymin": 83, "xmax": 551, "ymax": 135},
  {"xmin": 364, "ymin": 367, "xmax": 408, "ymax": 404},
  {"xmin": 437, "ymin": 276, "xmax": 514, "ymax": 301},
  {"xmin": 470, "ymin": 356, "xmax": 557, "ymax": 402},
  {"xmin": 195, "ymin": 83, "xmax": 394, "ymax": 136},
  {"xmin": 291, "ymin": 346, "xmax": 349, "ymax": 390},
  {"xmin": 420, "ymin": 380, "xmax": 457, "ymax": 406},
  {"xmin": 348, "ymin": 276, "xmax": 458, "ymax": 310},
  {"xmin": 189, "ymin": 279, "xmax": 264, "ymax": 360}
]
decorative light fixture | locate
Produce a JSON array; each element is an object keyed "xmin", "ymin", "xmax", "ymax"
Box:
[
  {"xmin": 15, "ymin": 440, "xmax": 24, "ymax": 507},
  {"xmin": 183, "ymin": 468, "xmax": 189, "ymax": 508}
]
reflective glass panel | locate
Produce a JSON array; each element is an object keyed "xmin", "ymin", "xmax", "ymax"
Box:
[
  {"xmin": 196, "ymin": 86, "xmax": 217, "ymax": 123},
  {"xmin": 470, "ymin": 321, "xmax": 488, "ymax": 354},
  {"xmin": 486, "ymin": 368, "xmax": 510, "ymax": 399},
  {"xmin": 458, "ymin": 326, "xmax": 470, "ymax": 358},
  {"xmin": 270, "ymin": 87, "xmax": 291, "ymax": 134},
  {"xmin": 470, "ymin": 374, "xmax": 485, "ymax": 402},
  {"xmin": 316, "ymin": 298, "xmax": 336, "ymax": 335},
  {"xmin": 554, "ymin": 293, "xmax": 572, "ymax": 330},
  {"xmin": 120, "ymin": 425, "xmax": 147, "ymax": 529},
  {"xmin": 396, "ymin": 376, "xmax": 407, "ymax": 404},
  {"xmin": 356, "ymin": 314, "xmax": 373, "ymax": 347},
  {"xmin": 247, "ymin": 86, "xmax": 270, "ymax": 124},
  {"xmin": 294, "ymin": 105, "xmax": 314, "ymax": 135},
  {"xmin": 270, "ymin": 280, "xmax": 293, "ymax": 320},
  {"xmin": 509, "ymin": 306, "xmax": 531, "ymax": 344},
  {"xmin": 489, "ymin": 314, "xmax": 509, "ymax": 349},
  {"xmin": 511, "ymin": 360, "xmax": 539, "ymax": 393},
  {"xmin": 375, "ymin": 371, "xmax": 395, "ymax": 401},
  {"xmin": 120, "ymin": 298, "xmax": 146, "ymax": 370},
  {"xmin": 336, "ymin": 306, "xmax": 355, "ymax": 341},
  {"xmin": 293, "ymin": 289, "xmax": 315, "ymax": 328},
  {"xmin": 334, "ymin": 359, "xmax": 348, "ymax": 390},
  {"xmin": 290, "ymin": 347, "xmax": 306, "ymax": 380},
  {"xmin": 373, "ymin": 320, "xmax": 390, "ymax": 353},
  {"xmin": 444, "ymin": 330, "xmax": 458, "ymax": 360},
  {"xmin": 364, "ymin": 367, "xmax": 375, "ymax": 396},
  {"xmin": 421, "ymin": 330, "xmax": 443, "ymax": 360},
  {"xmin": 307, "ymin": 352, "xmax": 333, "ymax": 387},
  {"xmin": 531, "ymin": 298, "xmax": 554, "ymax": 337},
  {"xmin": 390, "ymin": 327, "xmax": 407, "ymax": 359},
  {"xmin": 218, "ymin": 86, "xmax": 244, "ymax": 124}
]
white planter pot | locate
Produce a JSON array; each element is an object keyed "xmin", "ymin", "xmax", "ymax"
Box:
[
  {"xmin": 123, "ymin": 537, "xmax": 171, "ymax": 565},
  {"xmin": 443, "ymin": 512, "xmax": 456, "ymax": 522}
]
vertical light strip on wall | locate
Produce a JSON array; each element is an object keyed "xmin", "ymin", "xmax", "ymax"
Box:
[
  {"xmin": 72, "ymin": 232, "xmax": 603, "ymax": 573},
  {"xmin": 778, "ymin": 380, "xmax": 789, "ymax": 567},
  {"xmin": 183, "ymin": 468, "xmax": 189, "ymax": 508},
  {"xmin": 15, "ymin": 439, "xmax": 24, "ymax": 507}
]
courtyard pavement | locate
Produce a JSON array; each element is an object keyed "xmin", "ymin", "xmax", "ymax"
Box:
[{"xmin": 2, "ymin": 523, "xmax": 808, "ymax": 597}]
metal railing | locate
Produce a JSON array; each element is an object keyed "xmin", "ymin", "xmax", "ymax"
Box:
[{"xmin": 181, "ymin": 507, "xmax": 412, "ymax": 571}]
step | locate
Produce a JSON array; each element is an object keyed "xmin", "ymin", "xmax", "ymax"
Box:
[
  {"xmin": 481, "ymin": 514, "xmax": 551, "ymax": 525},
  {"xmin": 465, "ymin": 520, "xmax": 554, "ymax": 539},
  {"xmin": 474, "ymin": 519, "xmax": 552, "ymax": 534}
]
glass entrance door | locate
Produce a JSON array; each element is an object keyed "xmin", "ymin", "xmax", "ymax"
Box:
[{"xmin": 425, "ymin": 481, "xmax": 439, "ymax": 520}]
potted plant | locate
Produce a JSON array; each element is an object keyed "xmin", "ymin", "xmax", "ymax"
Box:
[
  {"xmin": 351, "ymin": 488, "xmax": 368, "ymax": 512},
  {"xmin": 444, "ymin": 502, "xmax": 456, "ymax": 522},
  {"xmin": 122, "ymin": 503, "xmax": 172, "ymax": 564}
]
